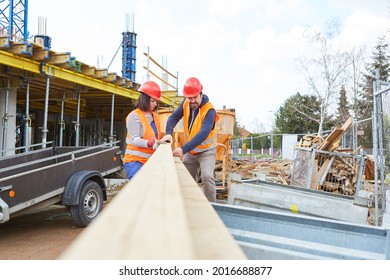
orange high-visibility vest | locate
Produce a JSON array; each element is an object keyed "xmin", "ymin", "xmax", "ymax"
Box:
[
  {"xmin": 123, "ymin": 108, "xmax": 161, "ymax": 164},
  {"xmin": 183, "ymin": 99, "xmax": 219, "ymax": 154}
]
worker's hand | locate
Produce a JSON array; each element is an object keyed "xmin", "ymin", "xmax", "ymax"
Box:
[
  {"xmin": 147, "ymin": 136, "xmax": 157, "ymax": 147},
  {"xmin": 172, "ymin": 147, "xmax": 183, "ymax": 157},
  {"xmin": 160, "ymin": 134, "xmax": 172, "ymax": 143}
]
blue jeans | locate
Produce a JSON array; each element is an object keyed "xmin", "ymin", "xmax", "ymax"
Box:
[{"xmin": 124, "ymin": 161, "xmax": 143, "ymax": 180}]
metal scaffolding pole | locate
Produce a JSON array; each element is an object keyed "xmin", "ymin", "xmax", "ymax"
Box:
[
  {"xmin": 373, "ymin": 70, "xmax": 380, "ymax": 226},
  {"xmin": 109, "ymin": 93, "xmax": 115, "ymax": 144},
  {"xmin": 1, "ymin": 79, "xmax": 11, "ymax": 156},
  {"xmin": 41, "ymin": 76, "xmax": 50, "ymax": 148},
  {"xmin": 75, "ymin": 89, "xmax": 81, "ymax": 147},
  {"xmin": 59, "ymin": 92, "xmax": 65, "ymax": 147},
  {"xmin": 24, "ymin": 79, "xmax": 31, "ymax": 152}
]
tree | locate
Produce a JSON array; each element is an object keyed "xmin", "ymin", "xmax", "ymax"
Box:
[
  {"xmin": 274, "ymin": 92, "xmax": 332, "ymax": 134},
  {"xmin": 336, "ymin": 85, "xmax": 350, "ymax": 124},
  {"xmin": 296, "ymin": 24, "xmax": 350, "ymax": 133},
  {"xmin": 233, "ymin": 117, "xmax": 241, "ymax": 139},
  {"xmin": 243, "ymin": 133, "xmax": 269, "ymax": 151},
  {"xmin": 251, "ymin": 118, "xmax": 266, "ymax": 134},
  {"xmin": 345, "ymin": 46, "xmax": 366, "ymax": 120},
  {"xmin": 358, "ymin": 36, "xmax": 390, "ymax": 148}
]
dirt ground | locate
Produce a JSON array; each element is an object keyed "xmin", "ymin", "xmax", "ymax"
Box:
[
  {"xmin": 0, "ymin": 188, "xmax": 120, "ymax": 260},
  {"xmin": 0, "ymin": 205, "xmax": 85, "ymax": 260}
]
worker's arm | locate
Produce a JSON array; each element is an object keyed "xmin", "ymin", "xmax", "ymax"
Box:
[
  {"xmin": 165, "ymin": 100, "xmax": 184, "ymax": 135},
  {"xmin": 180, "ymin": 109, "xmax": 216, "ymax": 154},
  {"xmin": 126, "ymin": 113, "xmax": 149, "ymax": 148}
]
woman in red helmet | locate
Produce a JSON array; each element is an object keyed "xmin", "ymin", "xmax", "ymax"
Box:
[{"xmin": 123, "ymin": 80, "xmax": 162, "ymax": 180}]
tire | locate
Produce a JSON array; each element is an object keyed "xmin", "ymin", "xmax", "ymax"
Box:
[{"xmin": 70, "ymin": 180, "xmax": 104, "ymax": 227}]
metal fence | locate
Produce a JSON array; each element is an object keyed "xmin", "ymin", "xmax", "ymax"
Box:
[{"xmin": 373, "ymin": 72, "xmax": 390, "ymax": 226}]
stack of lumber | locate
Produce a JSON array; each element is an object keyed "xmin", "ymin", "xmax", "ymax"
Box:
[
  {"xmin": 60, "ymin": 144, "xmax": 246, "ymax": 260},
  {"xmin": 295, "ymin": 117, "xmax": 364, "ymax": 194},
  {"xmin": 215, "ymin": 158, "xmax": 292, "ymax": 184},
  {"xmin": 300, "ymin": 117, "xmax": 353, "ymax": 151},
  {"xmin": 310, "ymin": 154, "xmax": 358, "ymax": 195}
]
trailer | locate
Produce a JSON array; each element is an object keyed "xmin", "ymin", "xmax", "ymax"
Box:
[{"xmin": 0, "ymin": 142, "xmax": 123, "ymax": 227}]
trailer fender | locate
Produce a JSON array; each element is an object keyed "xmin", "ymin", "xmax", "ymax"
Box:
[{"xmin": 62, "ymin": 170, "xmax": 107, "ymax": 206}]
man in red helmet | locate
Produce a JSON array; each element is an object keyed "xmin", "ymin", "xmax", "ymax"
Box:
[
  {"xmin": 161, "ymin": 77, "xmax": 219, "ymax": 202},
  {"xmin": 123, "ymin": 80, "xmax": 162, "ymax": 180}
]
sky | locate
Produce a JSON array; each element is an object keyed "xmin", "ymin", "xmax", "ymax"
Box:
[{"xmin": 27, "ymin": 0, "xmax": 390, "ymax": 132}]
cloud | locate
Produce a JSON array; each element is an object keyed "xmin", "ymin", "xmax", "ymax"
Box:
[
  {"xmin": 208, "ymin": 0, "xmax": 259, "ymax": 17},
  {"xmin": 336, "ymin": 10, "xmax": 390, "ymax": 50}
]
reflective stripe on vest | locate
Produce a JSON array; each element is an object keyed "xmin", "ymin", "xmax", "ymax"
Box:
[
  {"xmin": 123, "ymin": 108, "xmax": 161, "ymax": 164},
  {"xmin": 183, "ymin": 99, "xmax": 219, "ymax": 154}
]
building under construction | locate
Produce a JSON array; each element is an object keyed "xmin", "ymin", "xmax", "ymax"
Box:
[{"xmin": 1, "ymin": 0, "xmax": 390, "ymax": 262}]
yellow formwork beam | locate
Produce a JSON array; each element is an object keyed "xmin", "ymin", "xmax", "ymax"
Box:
[{"xmin": 0, "ymin": 50, "xmax": 174, "ymax": 106}]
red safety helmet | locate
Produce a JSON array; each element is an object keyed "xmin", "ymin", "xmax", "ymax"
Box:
[
  {"xmin": 183, "ymin": 77, "xmax": 203, "ymax": 97},
  {"xmin": 138, "ymin": 81, "xmax": 161, "ymax": 100}
]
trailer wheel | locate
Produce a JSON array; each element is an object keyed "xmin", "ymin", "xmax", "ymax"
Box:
[{"xmin": 70, "ymin": 180, "xmax": 103, "ymax": 227}]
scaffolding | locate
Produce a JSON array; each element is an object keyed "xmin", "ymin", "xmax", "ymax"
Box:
[
  {"xmin": 121, "ymin": 13, "xmax": 136, "ymax": 82},
  {"xmin": 0, "ymin": 0, "xmax": 28, "ymax": 41}
]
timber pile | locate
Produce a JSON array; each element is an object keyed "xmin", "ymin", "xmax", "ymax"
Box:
[
  {"xmin": 300, "ymin": 117, "xmax": 353, "ymax": 151},
  {"xmin": 61, "ymin": 144, "xmax": 246, "ymax": 260},
  {"xmin": 295, "ymin": 117, "xmax": 364, "ymax": 194},
  {"xmin": 215, "ymin": 158, "xmax": 292, "ymax": 185}
]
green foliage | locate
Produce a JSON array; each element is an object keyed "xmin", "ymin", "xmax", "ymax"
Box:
[
  {"xmin": 274, "ymin": 92, "xmax": 334, "ymax": 134},
  {"xmin": 243, "ymin": 133, "xmax": 270, "ymax": 150},
  {"xmin": 336, "ymin": 85, "xmax": 350, "ymax": 123},
  {"xmin": 358, "ymin": 36, "xmax": 390, "ymax": 148},
  {"xmin": 233, "ymin": 117, "xmax": 241, "ymax": 139}
]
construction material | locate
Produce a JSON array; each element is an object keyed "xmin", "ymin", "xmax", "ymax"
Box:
[
  {"xmin": 214, "ymin": 203, "xmax": 390, "ymax": 260},
  {"xmin": 291, "ymin": 147, "xmax": 366, "ymax": 194},
  {"xmin": 228, "ymin": 178, "xmax": 370, "ymax": 224},
  {"xmin": 60, "ymin": 144, "xmax": 246, "ymax": 260}
]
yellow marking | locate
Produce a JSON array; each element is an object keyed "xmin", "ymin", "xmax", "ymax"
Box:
[{"xmin": 290, "ymin": 204, "xmax": 299, "ymax": 213}]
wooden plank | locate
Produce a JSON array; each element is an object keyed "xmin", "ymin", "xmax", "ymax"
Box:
[
  {"xmin": 176, "ymin": 157, "xmax": 247, "ymax": 259},
  {"xmin": 60, "ymin": 144, "xmax": 245, "ymax": 259},
  {"xmin": 310, "ymin": 157, "xmax": 334, "ymax": 190},
  {"xmin": 60, "ymin": 144, "xmax": 195, "ymax": 259},
  {"xmin": 341, "ymin": 116, "xmax": 353, "ymax": 131}
]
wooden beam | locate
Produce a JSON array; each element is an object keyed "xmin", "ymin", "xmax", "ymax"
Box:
[
  {"xmin": 47, "ymin": 52, "xmax": 71, "ymax": 65},
  {"xmin": 95, "ymin": 68, "xmax": 108, "ymax": 79},
  {"xmin": 60, "ymin": 144, "xmax": 246, "ymax": 260},
  {"xmin": 101, "ymin": 72, "xmax": 117, "ymax": 83},
  {"xmin": 31, "ymin": 49, "xmax": 49, "ymax": 61},
  {"xmin": 175, "ymin": 157, "xmax": 246, "ymax": 259},
  {"xmin": 0, "ymin": 35, "xmax": 10, "ymax": 49},
  {"xmin": 8, "ymin": 42, "xmax": 32, "ymax": 57}
]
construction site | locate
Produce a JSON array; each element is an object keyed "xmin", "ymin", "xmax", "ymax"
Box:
[{"xmin": 1, "ymin": 1, "xmax": 390, "ymax": 261}]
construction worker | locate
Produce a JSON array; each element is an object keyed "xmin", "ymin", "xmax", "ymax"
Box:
[
  {"xmin": 161, "ymin": 77, "xmax": 219, "ymax": 202},
  {"xmin": 123, "ymin": 80, "xmax": 162, "ymax": 180}
]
